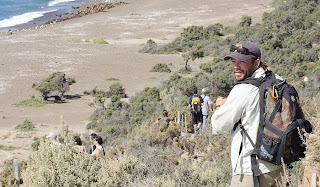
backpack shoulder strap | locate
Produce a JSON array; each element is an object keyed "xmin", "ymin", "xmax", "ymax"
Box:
[
  {"xmin": 235, "ymin": 77, "xmax": 264, "ymax": 88},
  {"xmin": 235, "ymin": 70, "xmax": 275, "ymax": 88}
]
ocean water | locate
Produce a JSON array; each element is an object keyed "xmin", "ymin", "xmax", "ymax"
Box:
[{"xmin": 0, "ymin": 0, "xmax": 92, "ymax": 32}]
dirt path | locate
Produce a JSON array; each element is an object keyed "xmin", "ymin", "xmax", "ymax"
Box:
[{"xmin": 0, "ymin": 0, "xmax": 273, "ymax": 170}]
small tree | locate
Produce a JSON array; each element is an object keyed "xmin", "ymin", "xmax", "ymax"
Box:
[
  {"xmin": 32, "ymin": 72, "xmax": 76, "ymax": 100},
  {"xmin": 182, "ymin": 44, "xmax": 204, "ymax": 70},
  {"xmin": 94, "ymin": 93, "xmax": 106, "ymax": 109}
]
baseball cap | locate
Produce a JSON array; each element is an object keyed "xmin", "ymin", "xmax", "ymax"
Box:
[
  {"xmin": 201, "ymin": 88, "xmax": 207, "ymax": 94},
  {"xmin": 46, "ymin": 132, "xmax": 57, "ymax": 139},
  {"xmin": 224, "ymin": 41, "xmax": 261, "ymax": 61}
]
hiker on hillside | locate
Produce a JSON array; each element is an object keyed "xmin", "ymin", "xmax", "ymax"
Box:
[
  {"xmin": 91, "ymin": 135, "xmax": 105, "ymax": 157},
  {"xmin": 200, "ymin": 88, "xmax": 213, "ymax": 132},
  {"xmin": 153, "ymin": 110, "xmax": 173, "ymax": 125},
  {"xmin": 188, "ymin": 88, "xmax": 203, "ymax": 133},
  {"xmin": 89, "ymin": 133, "xmax": 97, "ymax": 154},
  {"xmin": 46, "ymin": 132, "xmax": 62, "ymax": 147},
  {"xmin": 211, "ymin": 41, "xmax": 283, "ymax": 186},
  {"xmin": 72, "ymin": 136, "xmax": 87, "ymax": 153}
]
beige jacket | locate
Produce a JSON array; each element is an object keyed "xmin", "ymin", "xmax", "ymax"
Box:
[{"xmin": 211, "ymin": 68, "xmax": 281, "ymax": 175}]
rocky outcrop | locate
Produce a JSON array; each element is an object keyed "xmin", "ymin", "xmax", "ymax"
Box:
[{"xmin": 46, "ymin": 3, "xmax": 116, "ymax": 24}]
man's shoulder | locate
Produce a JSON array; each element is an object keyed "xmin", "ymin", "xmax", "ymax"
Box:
[
  {"xmin": 204, "ymin": 95, "xmax": 212, "ymax": 103},
  {"xmin": 191, "ymin": 95, "xmax": 201, "ymax": 99},
  {"xmin": 231, "ymin": 82, "xmax": 259, "ymax": 97}
]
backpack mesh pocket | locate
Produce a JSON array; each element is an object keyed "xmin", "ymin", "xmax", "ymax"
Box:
[{"xmin": 258, "ymin": 133, "xmax": 281, "ymax": 163}]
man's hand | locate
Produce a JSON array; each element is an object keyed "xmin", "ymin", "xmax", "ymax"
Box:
[
  {"xmin": 215, "ymin": 97, "xmax": 227, "ymax": 111},
  {"xmin": 216, "ymin": 97, "xmax": 226, "ymax": 105}
]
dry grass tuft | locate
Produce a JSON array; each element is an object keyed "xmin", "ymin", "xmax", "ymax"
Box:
[{"xmin": 302, "ymin": 97, "xmax": 320, "ymax": 173}]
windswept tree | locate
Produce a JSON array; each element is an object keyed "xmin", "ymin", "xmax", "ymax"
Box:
[
  {"xmin": 32, "ymin": 72, "xmax": 76, "ymax": 100},
  {"xmin": 182, "ymin": 44, "xmax": 204, "ymax": 71}
]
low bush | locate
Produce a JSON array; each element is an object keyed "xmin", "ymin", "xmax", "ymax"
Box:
[
  {"xmin": 106, "ymin": 77, "xmax": 120, "ymax": 81},
  {"xmin": 178, "ymin": 68, "xmax": 191, "ymax": 74},
  {"xmin": 13, "ymin": 95, "xmax": 48, "ymax": 107},
  {"xmin": 150, "ymin": 63, "xmax": 171, "ymax": 73},
  {"xmin": 97, "ymin": 153, "xmax": 147, "ymax": 186},
  {"xmin": 139, "ymin": 39, "xmax": 161, "ymax": 54},
  {"xmin": 106, "ymin": 82, "xmax": 127, "ymax": 98},
  {"xmin": 164, "ymin": 50, "xmax": 179, "ymax": 54},
  {"xmin": 181, "ymin": 25, "xmax": 209, "ymax": 41},
  {"xmin": 199, "ymin": 58, "xmax": 223, "ymax": 73},
  {"xmin": 94, "ymin": 38, "xmax": 109, "ymax": 44},
  {"xmin": 129, "ymin": 87, "xmax": 161, "ymax": 125},
  {"xmin": 0, "ymin": 145, "xmax": 13, "ymax": 151},
  {"xmin": 303, "ymin": 97, "xmax": 320, "ymax": 173},
  {"xmin": 15, "ymin": 119, "xmax": 36, "ymax": 131},
  {"xmin": 22, "ymin": 141, "xmax": 102, "ymax": 186}
]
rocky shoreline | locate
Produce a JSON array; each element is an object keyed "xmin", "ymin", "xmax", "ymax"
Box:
[
  {"xmin": 45, "ymin": 2, "xmax": 123, "ymax": 24},
  {"xmin": 1, "ymin": 1, "xmax": 126, "ymax": 34}
]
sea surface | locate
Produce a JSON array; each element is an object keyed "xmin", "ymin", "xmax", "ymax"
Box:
[{"xmin": 0, "ymin": 0, "xmax": 93, "ymax": 32}]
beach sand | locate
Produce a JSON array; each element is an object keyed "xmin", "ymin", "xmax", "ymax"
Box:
[{"xmin": 0, "ymin": 0, "xmax": 273, "ymax": 170}]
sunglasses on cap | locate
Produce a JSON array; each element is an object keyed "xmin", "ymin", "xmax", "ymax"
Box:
[{"xmin": 230, "ymin": 45, "xmax": 258, "ymax": 58}]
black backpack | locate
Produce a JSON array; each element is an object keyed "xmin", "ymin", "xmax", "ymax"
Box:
[{"xmin": 236, "ymin": 71, "xmax": 312, "ymax": 185}]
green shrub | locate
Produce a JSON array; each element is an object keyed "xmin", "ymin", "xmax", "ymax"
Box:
[
  {"xmin": 197, "ymin": 156, "xmax": 232, "ymax": 186},
  {"xmin": 15, "ymin": 119, "xmax": 36, "ymax": 131},
  {"xmin": 164, "ymin": 50, "xmax": 179, "ymax": 54},
  {"xmin": 91, "ymin": 86, "xmax": 107, "ymax": 97},
  {"xmin": 31, "ymin": 137, "xmax": 42, "ymax": 151},
  {"xmin": 104, "ymin": 95, "xmax": 123, "ymax": 117},
  {"xmin": 199, "ymin": 58, "xmax": 223, "ymax": 73},
  {"xmin": 94, "ymin": 38, "xmax": 109, "ymax": 44},
  {"xmin": 139, "ymin": 39, "xmax": 160, "ymax": 54},
  {"xmin": 150, "ymin": 63, "xmax": 171, "ymax": 73},
  {"xmin": 181, "ymin": 25, "xmax": 209, "ymax": 41},
  {"xmin": 97, "ymin": 153, "xmax": 146, "ymax": 186},
  {"xmin": 106, "ymin": 77, "xmax": 120, "ymax": 81},
  {"xmin": 129, "ymin": 87, "xmax": 161, "ymax": 125},
  {"xmin": 106, "ymin": 82, "xmax": 127, "ymax": 98},
  {"xmin": 94, "ymin": 93, "xmax": 106, "ymax": 108},
  {"xmin": 13, "ymin": 95, "xmax": 48, "ymax": 107},
  {"xmin": 206, "ymin": 23, "xmax": 224, "ymax": 37},
  {"xmin": 239, "ymin": 15, "xmax": 252, "ymax": 27},
  {"xmin": 22, "ymin": 141, "xmax": 102, "ymax": 186},
  {"xmin": 178, "ymin": 68, "xmax": 190, "ymax": 74},
  {"xmin": 0, "ymin": 145, "xmax": 16, "ymax": 151}
]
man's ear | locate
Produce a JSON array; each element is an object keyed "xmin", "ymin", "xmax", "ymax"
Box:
[{"xmin": 254, "ymin": 59, "xmax": 260, "ymax": 69}]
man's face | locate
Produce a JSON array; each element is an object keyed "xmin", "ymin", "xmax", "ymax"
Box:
[
  {"xmin": 89, "ymin": 136, "xmax": 93, "ymax": 143},
  {"xmin": 232, "ymin": 58, "xmax": 259, "ymax": 81}
]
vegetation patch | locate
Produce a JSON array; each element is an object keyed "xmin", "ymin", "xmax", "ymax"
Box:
[
  {"xmin": 0, "ymin": 145, "xmax": 18, "ymax": 151},
  {"xmin": 178, "ymin": 68, "xmax": 191, "ymax": 74},
  {"xmin": 164, "ymin": 50, "xmax": 179, "ymax": 54},
  {"xmin": 15, "ymin": 119, "xmax": 36, "ymax": 131},
  {"xmin": 150, "ymin": 63, "xmax": 171, "ymax": 73},
  {"xmin": 13, "ymin": 95, "xmax": 48, "ymax": 107},
  {"xmin": 106, "ymin": 77, "xmax": 120, "ymax": 81},
  {"xmin": 94, "ymin": 38, "xmax": 109, "ymax": 44}
]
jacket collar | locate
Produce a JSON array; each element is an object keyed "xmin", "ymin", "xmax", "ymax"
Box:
[{"xmin": 251, "ymin": 67, "xmax": 265, "ymax": 79}]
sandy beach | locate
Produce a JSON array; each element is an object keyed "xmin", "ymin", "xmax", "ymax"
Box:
[{"xmin": 0, "ymin": 0, "xmax": 273, "ymax": 170}]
